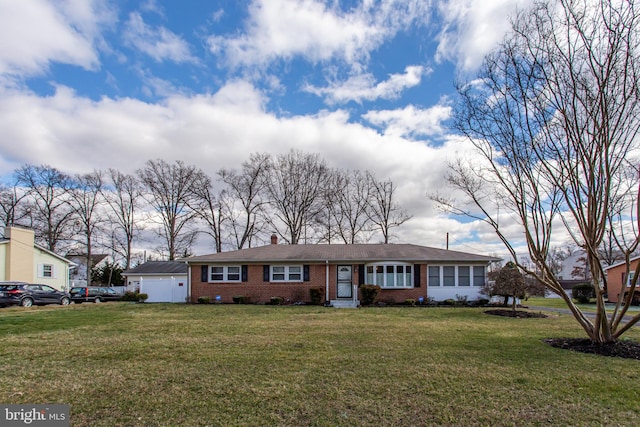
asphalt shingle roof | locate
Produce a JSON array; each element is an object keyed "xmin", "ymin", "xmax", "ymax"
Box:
[
  {"xmin": 186, "ymin": 244, "xmax": 498, "ymax": 264},
  {"xmin": 123, "ymin": 261, "xmax": 188, "ymax": 275}
]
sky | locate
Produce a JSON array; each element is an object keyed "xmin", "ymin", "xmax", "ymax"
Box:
[{"xmin": 0, "ymin": 0, "xmax": 537, "ymax": 258}]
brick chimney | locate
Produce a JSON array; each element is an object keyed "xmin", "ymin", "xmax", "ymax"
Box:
[{"xmin": 270, "ymin": 234, "xmax": 278, "ymax": 245}]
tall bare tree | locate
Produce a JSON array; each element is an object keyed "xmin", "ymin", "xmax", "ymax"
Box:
[
  {"xmin": 437, "ymin": 0, "xmax": 640, "ymax": 343},
  {"xmin": 0, "ymin": 180, "xmax": 30, "ymax": 229},
  {"xmin": 366, "ymin": 172, "xmax": 411, "ymax": 244},
  {"xmin": 137, "ymin": 159, "xmax": 207, "ymax": 260},
  {"xmin": 103, "ymin": 169, "xmax": 143, "ymax": 269},
  {"xmin": 318, "ymin": 169, "xmax": 373, "ymax": 244},
  {"xmin": 68, "ymin": 170, "xmax": 105, "ymax": 285},
  {"xmin": 14, "ymin": 164, "xmax": 75, "ymax": 252},
  {"xmin": 190, "ymin": 172, "xmax": 226, "ymax": 253},
  {"xmin": 219, "ymin": 152, "xmax": 270, "ymax": 249},
  {"xmin": 265, "ymin": 150, "xmax": 329, "ymax": 244}
]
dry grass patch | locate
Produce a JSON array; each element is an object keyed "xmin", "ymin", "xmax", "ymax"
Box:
[{"xmin": 1, "ymin": 303, "xmax": 639, "ymax": 426}]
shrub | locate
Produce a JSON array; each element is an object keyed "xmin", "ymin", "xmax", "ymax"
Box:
[
  {"xmin": 197, "ymin": 296, "xmax": 211, "ymax": 304},
  {"xmin": 270, "ymin": 296, "xmax": 284, "ymax": 305},
  {"xmin": 359, "ymin": 284, "xmax": 381, "ymax": 306},
  {"xmin": 441, "ymin": 299, "xmax": 456, "ymax": 306},
  {"xmin": 233, "ymin": 295, "xmax": 247, "ymax": 304},
  {"xmin": 404, "ymin": 299, "xmax": 416, "ymax": 306},
  {"xmin": 572, "ymin": 283, "xmax": 595, "ymax": 304},
  {"xmin": 122, "ymin": 291, "xmax": 148, "ymax": 302},
  {"xmin": 309, "ymin": 287, "xmax": 324, "ymax": 305}
]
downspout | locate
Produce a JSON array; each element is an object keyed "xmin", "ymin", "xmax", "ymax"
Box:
[
  {"xmin": 186, "ymin": 261, "xmax": 191, "ymax": 304},
  {"xmin": 325, "ymin": 260, "xmax": 330, "ymax": 306}
]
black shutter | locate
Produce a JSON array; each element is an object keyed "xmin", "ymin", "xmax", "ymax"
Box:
[
  {"xmin": 414, "ymin": 264, "xmax": 421, "ymax": 288},
  {"xmin": 303, "ymin": 265, "xmax": 310, "ymax": 281},
  {"xmin": 263, "ymin": 265, "xmax": 270, "ymax": 282},
  {"xmin": 359, "ymin": 264, "xmax": 365, "ymax": 285},
  {"xmin": 201, "ymin": 265, "xmax": 208, "ymax": 282},
  {"xmin": 242, "ymin": 265, "xmax": 248, "ymax": 282}
]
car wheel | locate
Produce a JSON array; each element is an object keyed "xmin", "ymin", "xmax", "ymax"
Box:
[
  {"xmin": 60, "ymin": 297, "xmax": 70, "ymax": 306},
  {"xmin": 21, "ymin": 298, "xmax": 34, "ymax": 307},
  {"xmin": 94, "ymin": 297, "xmax": 101, "ymax": 304}
]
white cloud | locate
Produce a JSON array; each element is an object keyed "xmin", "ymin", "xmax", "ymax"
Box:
[
  {"xmin": 123, "ymin": 12, "xmax": 196, "ymax": 64},
  {"xmin": 304, "ymin": 65, "xmax": 430, "ymax": 105},
  {"xmin": 363, "ymin": 103, "xmax": 452, "ymax": 138},
  {"xmin": 207, "ymin": 0, "xmax": 431, "ymax": 68},
  {"xmin": 435, "ymin": 0, "xmax": 532, "ymax": 72},
  {"xmin": 0, "ymin": 0, "xmax": 113, "ymax": 77}
]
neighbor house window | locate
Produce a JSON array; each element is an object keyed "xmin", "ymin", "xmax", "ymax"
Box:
[
  {"xmin": 365, "ymin": 263, "xmax": 413, "ymax": 288},
  {"xmin": 38, "ymin": 264, "xmax": 54, "ymax": 278},
  {"xmin": 209, "ymin": 266, "xmax": 241, "ymax": 282},
  {"xmin": 271, "ymin": 266, "xmax": 302, "ymax": 282}
]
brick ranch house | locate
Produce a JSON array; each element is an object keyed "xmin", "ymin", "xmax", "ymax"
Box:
[
  {"xmin": 605, "ymin": 257, "xmax": 640, "ymax": 305},
  {"xmin": 186, "ymin": 237, "xmax": 498, "ymax": 307}
]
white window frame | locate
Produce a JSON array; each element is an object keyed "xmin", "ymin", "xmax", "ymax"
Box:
[
  {"xmin": 427, "ymin": 265, "xmax": 487, "ymax": 287},
  {"xmin": 365, "ymin": 263, "xmax": 413, "ymax": 289},
  {"xmin": 209, "ymin": 265, "xmax": 241, "ymax": 283},
  {"xmin": 270, "ymin": 265, "xmax": 303, "ymax": 282},
  {"xmin": 38, "ymin": 263, "xmax": 55, "ymax": 279}
]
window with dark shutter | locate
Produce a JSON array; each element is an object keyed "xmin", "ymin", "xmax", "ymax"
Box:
[
  {"xmin": 201, "ymin": 265, "xmax": 208, "ymax": 282},
  {"xmin": 414, "ymin": 265, "xmax": 421, "ymax": 287},
  {"xmin": 303, "ymin": 265, "xmax": 310, "ymax": 281},
  {"xmin": 263, "ymin": 265, "xmax": 270, "ymax": 282},
  {"xmin": 242, "ymin": 265, "xmax": 248, "ymax": 282}
]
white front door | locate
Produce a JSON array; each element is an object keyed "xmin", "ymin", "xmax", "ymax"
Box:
[{"xmin": 337, "ymin": 265, "xmax": 352, "ymax": 298}]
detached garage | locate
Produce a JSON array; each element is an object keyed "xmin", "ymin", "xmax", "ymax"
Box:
[{"xmin": 123, "ymin": 261, "xmax": 188, "ymax": 303}]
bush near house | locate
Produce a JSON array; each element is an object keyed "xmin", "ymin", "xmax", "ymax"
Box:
[
  {"xmin": 309, "ymin": 287, "xmax": 324, "ymax": 305},
  {"xmin": 359, "ymin": 284, "xmax": 381, "ymax": 306},
  {"xmin": 572, "ymin": 283, "xmax": 595, "ymax": 304}
]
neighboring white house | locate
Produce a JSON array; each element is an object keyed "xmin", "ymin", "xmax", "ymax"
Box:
[
  {"xmin": 67, "ymin": 253, "xmax": 110, "ymax": 287},
  {"xmin": 0, "ymin": 226, "xmax": 75, "ymax": 291},
  {"xmin": 123, "ymin": 261, "xmax": 188, "ymax": 303}
]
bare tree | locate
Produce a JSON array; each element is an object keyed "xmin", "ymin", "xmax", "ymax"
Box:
[
  {"xmin": 103, "ymin": 169, "xmax": 143, "ymax": 269},
  {"xmin": 190, "ymin": 172, "xmax": 226, "ymax": 253},
  {"xmin": 68, "ymin": 170, "xmax": 105, "ymax": 285},
  {"xmin": 14, "ymin": 164, "xmax": 75, "ymax": 252},
  {"xmin": 318, "ymin": 169, "xmax": 373, "ymax": 244},
  {"xmin": 366, "ymin": 172, "xmax": 411, "ymax": 244},
  {"xmin": 438, "ymin": 0, "xmax": 640, "ymax": 343},
  {"xmin": 137, "ymin": 159, "xmax": 207, "ymax": 260},
  {"xmin": 265, "ymin": 150, "xmax": 329, "ymax": 244},
  {"xmin": 218, "ymin": 152, "xmax": 270, "ymax": 249},
  {"xmin": 0, "ymin": 180, "xmax": 30, "ymax": 229}
]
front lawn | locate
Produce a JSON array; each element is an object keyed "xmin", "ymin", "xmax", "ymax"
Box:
[{"xmin": 1, "ymin": 303, "xmax": 639, "ymax": 426}]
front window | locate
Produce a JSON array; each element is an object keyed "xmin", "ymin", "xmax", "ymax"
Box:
[
  {"xmin": 271, "ymin": 266, "xmax": 302, "ymax": 282},
  {"xmin": 443, "ymin": 266, "xmax": 455, "ymax": 286},
  {"xmin": 458, "ymin": 266, "xmax": 470, "ymax": 286},
  {"xmin": 209, "ymin": 266, "xmax": 241, "ymax": 282},
  {"xmin": 365, "ymin": 263, "xmax": 413, "ymax": 288},
  {"xmin": 473, "ymin": 266, "xmax": 486, "ymax": 287},
  {"xmin": 428, "ymin": 266, "xmax": 440, "ymax": 287}
]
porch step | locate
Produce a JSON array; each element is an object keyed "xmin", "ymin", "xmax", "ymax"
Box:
[{"xmin": 330, "ymin": 299, "xmax": 360, "ymax": 308}]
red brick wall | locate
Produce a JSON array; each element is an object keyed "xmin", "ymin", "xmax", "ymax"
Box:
[
  {"xmin": 190, "ymin": 263, "xmax": 429, "ymax": 304},
  {"xmin": 606, "ymin": 259, "xmax": 640, "ymax": 303}
]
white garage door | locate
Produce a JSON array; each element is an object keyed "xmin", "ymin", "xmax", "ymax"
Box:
[{"xmin": 140, "ymin": 277, "xmax": 188, "ymax": 303}]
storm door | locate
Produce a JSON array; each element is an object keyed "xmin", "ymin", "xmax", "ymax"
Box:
[{"xmin": 337, "ymin": 265, "xmax": 353, "ymax": 298}]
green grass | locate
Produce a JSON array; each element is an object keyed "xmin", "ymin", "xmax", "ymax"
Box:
[
  {"xmin": 1, "ymin": 303, "xmax": 640, "ymax": 426},
  {"xmin": 527, "ymin": 297, "xmax": 640, "ymax": 313}
]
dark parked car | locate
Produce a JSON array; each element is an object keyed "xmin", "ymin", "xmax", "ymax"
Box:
[
  {"xmin": 69, "ymin": 287, "xmax": 122, "ymax": 304},
  {"xmin": 0, "ymin": 282, "xmax": 71, "ymax": 307}
]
